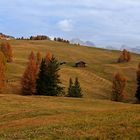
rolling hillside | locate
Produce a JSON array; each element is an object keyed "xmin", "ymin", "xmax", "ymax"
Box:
[
  {"xmin": 0, "ymin": 40, "xmax": 139, "ymax": 139},
  {"xmin": 3, "ymin": 39, "xmax": 140, "ymax": 100}
]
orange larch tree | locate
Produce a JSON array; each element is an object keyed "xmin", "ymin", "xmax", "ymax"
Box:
[
  {"xmin": 127, "ymin": 51, "xmax": 131, "ymax": 62},
  {"xmin": 0, "ymin": 42, "xmax": 13, "ymax": 63},
  {"xmin": 21, "ymin": 51, "xmax": 38, "ymax": 95},
  {"xmin": 45, "ymin": 52, "xmax": 52, "ymax": 66},
  {"xmin": 6, "ymin": 42, "xmax": 13, "ymax": 62},
  {"xmin": 28, "ymin": 51, "xmax": 35, "ymax": 60},
  {"xmin": 36, "ymin": 51, "xmax": 42, "ymax": 65},
  {"xmin": 112, "ymin": 72, "xmax": 127, "ymax": 102},
  {"xmin": 0, "ymin": 51, "xmax": 6, "ymax": 92},
  {"xmin": 118, "ymin": 49, "xmax": 131, "ymax": 63}
]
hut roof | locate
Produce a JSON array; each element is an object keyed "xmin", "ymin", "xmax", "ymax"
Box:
[{"xmin": 75, "ymin": 61, "xmax": 86, "ymax": 64}]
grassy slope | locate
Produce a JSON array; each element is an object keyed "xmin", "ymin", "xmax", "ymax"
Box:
[
  {"xmin": 0, "ymin": 94, "xmax": 139, "ymax": 140},
  {"xmin": 0, "ymin": 40, "xmax": 139, "ymax": 139},
  {"xmin": 4, "ymin": 40, "xmax": 140, "ymax": 99}
]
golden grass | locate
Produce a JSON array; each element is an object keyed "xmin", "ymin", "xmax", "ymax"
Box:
[{"xmin": 0, "ymin": 94, "xmax": 139, "ymax": 139}]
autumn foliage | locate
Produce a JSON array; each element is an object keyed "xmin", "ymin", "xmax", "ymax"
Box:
[
  {"xmin": 46, "ymin": 52, "xmax": 52, "ymax": 61},
  {"xmin": 36, "ymin": 51, "xmax": 42, "ymax": 65},
  {"xmin": 118, "ymin": 49, "xmax": 131, "ymax": 63},
  {"xmin": 45, "ymin": 52, "xmax": 52, "ymax": 66},
  {"xmin": 0, "ymin": 51, "xmax": 6, "ymax": 92},
  {"xmin": 0, "ymin": 42, "xmax": 13, "ymax": 63},
  {"xmin": 21, "ymin": 51, "xmax": 38, "ymax": 95},
  {"xmin": 112, "ymin": 72, "xmax": 127, "ymax": 101},
  {"xmin": 21, "ymin": 50, "xmax": 63, "ymax": 96}
]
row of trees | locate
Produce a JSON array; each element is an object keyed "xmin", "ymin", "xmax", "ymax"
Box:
[
  {"xmin": 112, "ymin": 64, "xmax": 140, "ymax": 102},
  {"xmin": 54, "ymin": 37, "xmax": 70, "ymax": 44},
  {"xmin": 16, "ymin": 36, "xmax": 70, "ymax": 44},
  {"xmin": 30, "ymin": 35, "xmax": 50, "ymax": 40},
  {"xmin": 17, "ymin": 35, "xmax": 50, "ymax": 40},
  {"xmin": 21, "ymin": 51, "xmax": 82, "ymax": 97}
]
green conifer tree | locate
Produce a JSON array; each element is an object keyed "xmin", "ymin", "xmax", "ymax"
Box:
[
  {"xmin": 73, "ymin": 77, "xmax": 83, "ymax": 98},
  {"xmin": 46, "ymin": 56, "xmax": 63, "ymax": 96},
  {"xmin": 67, "ymin": 77, "xmax": 83, "ymax": 98},
  {"xmin": 36, "ymin": 59, "xmax": 48, "ymax": 95},
  {"xmin": 67, "ymin": 78, "xmax": 73, "ymax": 97},
  {"xmin": 36, "ymin": 56, "xmax": 64, "ymax": 96}
]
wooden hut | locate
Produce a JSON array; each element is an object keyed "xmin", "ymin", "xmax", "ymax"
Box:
[{"xmin": 75, "ymin": 61, "xmax": 86, "ymax": 67}]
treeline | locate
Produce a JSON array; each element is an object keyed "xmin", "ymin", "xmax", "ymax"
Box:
[
  {"xmin": 16, "ymin": 35, "xmax": 70, "ymax": 44},
  {"xmin": 30, "ymin": 35, "xmax": 50, "ymax": 40},
  {"xmin": 17, "ymin": 35, "xmax": 50, "ymax": 40},
  {"xmin": 54, "ymin": 37, "xmax": 70, "ymax": 44}
]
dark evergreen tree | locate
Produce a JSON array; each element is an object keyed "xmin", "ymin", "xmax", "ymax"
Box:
[
  {"xmin": 36, "ymin": 56, "xmax": 64, "ymax": 96},
  {"xmin": 136, "ymin": 63, "xmax": 140, "ymax": 102},
  {"xmin": 67, "ymin": 77, "xmax": 83, "ymax": 98},
  {"xmin": 73, "ymin": 77, "xmax": 83, "ymax": 98},
  {"xmin": 67, "ymin": 78, "xmax": 73, "ymax": 97},
  {"xmin": 36, "ymin": 59, "xmax": 48, "ymax": 95},
  {"xmin": 45, "ymin": 56, "xmax": 64, "ymax": 96}
]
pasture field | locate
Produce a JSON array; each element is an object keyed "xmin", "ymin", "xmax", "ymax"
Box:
[{"xmin": 0, "ymin": 94, "xmax": 139, "ymax": 140}]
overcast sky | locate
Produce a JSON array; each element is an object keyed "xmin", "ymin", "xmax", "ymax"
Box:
[{"xmin": 0, "ymin": 0, "xmax": 140, "ymax": 47}]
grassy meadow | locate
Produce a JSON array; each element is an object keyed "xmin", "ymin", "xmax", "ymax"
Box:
[
  {"xmin": 0, "ymin": 94, "xmax": 139, "ymax": 140},
  {"xmin": 0, "ymin": 39, "xmax": 139, "ymax": 139}
]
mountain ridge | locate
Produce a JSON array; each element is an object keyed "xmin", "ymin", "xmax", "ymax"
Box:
[{"xmin": 70, "ymin": 38, "xmax": 95, "ymax": 47}]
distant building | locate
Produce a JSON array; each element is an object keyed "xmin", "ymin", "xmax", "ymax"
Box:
[
  {"xmin": 0, "ymin": 33, "xmax": 15, "ymax": 40},
  {"xmin": 60, "ymin": 61, "xmax": 66, "ymax": 65},
  {"xmin": 75, "ymin": 61, "xmax": 86, "ymax": 67}
]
